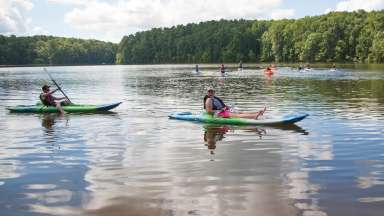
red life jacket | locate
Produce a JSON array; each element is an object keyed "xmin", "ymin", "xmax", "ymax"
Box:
[{"xmin": 40, "ymin": 93, "xmax": 55, "ymax": 106}]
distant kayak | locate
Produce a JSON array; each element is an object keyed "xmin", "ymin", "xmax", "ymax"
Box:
[
  {"xmin": 7, "ymin": 102, "xmax": 122, "ymax": 113},
  {"xmin": 169, "ymin": 112, "xmax": 309, "ymax": 125}
]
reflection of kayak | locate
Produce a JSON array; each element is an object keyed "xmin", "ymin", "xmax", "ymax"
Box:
[
  {"xmin": 7, "ymin": 102, "xmax": 122, "ymax": 113},
  {"xmin": 169, "ymin": 112, "xmax": 309, "ymax": 125}
]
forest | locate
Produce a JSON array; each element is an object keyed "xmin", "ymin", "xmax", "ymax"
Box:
[
  {"xmin": 1, "ymin": 10, "xmax": 384, "ymax": 65},
  {"xmin": 0, "ymin": 35, "xmax": 116, "ymax": 65},
  {"xmin": 117, "ymin": 10, "xmax": 384, "ymax": 64}
]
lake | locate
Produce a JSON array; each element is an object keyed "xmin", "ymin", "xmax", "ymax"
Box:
[{"xmin": 0, "ymin": 64, "xmax": 383, "ymax": 216}]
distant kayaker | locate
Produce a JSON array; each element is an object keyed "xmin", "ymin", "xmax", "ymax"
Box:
[
  {"xmin": 264, "ymin": 66, "xmax": 274, "ymax": 75},
  {"xmin": 220, "ymin": 64, "xmax": 225, "ymax": 75},
  {"xmin": 203, "ymin": 87, "xmax": 266, "ymax": 119},
  {"xmin": 39, "ymin": 85, "xmax": 69, "ymax": 114}
]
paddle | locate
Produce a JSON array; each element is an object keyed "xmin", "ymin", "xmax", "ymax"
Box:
[{"xmin": 43, "ymin": 68, "xmax": 73, "ymax": 104}]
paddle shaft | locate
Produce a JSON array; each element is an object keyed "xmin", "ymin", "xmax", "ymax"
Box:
[{"xmin": 43, "ymin": 68, "xmax": 73, "ymax": 104}]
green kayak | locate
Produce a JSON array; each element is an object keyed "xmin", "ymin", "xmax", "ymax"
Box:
[
  {"xmin": 169, "ymin": 112, "xmax": 309, "ymax": 125},
  {"xmin": 7, "ymin": 102, "xmax": 122, "ymax": 113}
]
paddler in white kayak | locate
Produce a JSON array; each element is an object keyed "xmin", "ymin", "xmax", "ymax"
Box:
[
  {"xmin": 39, "ymin": 85, "xmax": 70, "ymax": 114},
  {"xmin": 203, "ymin": 87, "xmax": 266, "ymax": 119}
]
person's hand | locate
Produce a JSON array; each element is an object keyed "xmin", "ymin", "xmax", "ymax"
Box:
[{"xmin": 259, "ymin": 106, "xmax": 267, "ymax": 116}]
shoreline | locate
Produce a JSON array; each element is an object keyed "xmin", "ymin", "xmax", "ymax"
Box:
[{"xmin": 1, "ymin": 62, "xmax": 384, "ymax": 70}]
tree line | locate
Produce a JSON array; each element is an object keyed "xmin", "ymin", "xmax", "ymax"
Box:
[
  {"xmin": 0, "ymin": 35, "xmax": 116, "ymax": 65},
  {"xmin": 1, "ymin": 10, "xmax": 383, "ymax": 66},
  {"xmin": 117, "ymin": 10, "xmax": 384, "ymax": 64}
]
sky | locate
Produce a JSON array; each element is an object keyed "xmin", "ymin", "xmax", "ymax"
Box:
[{"xmin": 1, "ymin": 0, "xmax": 384, "ymax": 43}]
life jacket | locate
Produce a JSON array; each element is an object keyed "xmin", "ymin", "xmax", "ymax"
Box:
[
  {"xmin": 203, "ymin": 95, "xmax": 226, "ymax": 110},
  {"xmin": 40, "ymin": 93, "xmax": 55, "ymax": 106}
]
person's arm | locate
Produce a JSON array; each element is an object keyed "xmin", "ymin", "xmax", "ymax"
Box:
[{"xmin": 205, "ymin": 98, "xmax": 214, "ymax": 115}]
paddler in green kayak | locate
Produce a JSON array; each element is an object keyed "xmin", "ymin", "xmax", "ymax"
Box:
[
  {"xmin": 39, "ymin": 85, "xmax": 70, "ymax": 114},
  {"xmin": 204, "ymin": 87, "xmax": 266, "ymax": 119}
]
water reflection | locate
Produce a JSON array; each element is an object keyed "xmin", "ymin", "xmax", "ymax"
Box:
[
  {"xmin": 203, "ymin": 124, "xmax": 308, "ymax": 161},
  {"xmin": 203, "ymin": 125, "xmax": 230, "ymax": 158},
  {"xmin": 41, "ymin": 114, "xmax": 70, "ymax": 131},
  {"xmin": 41, "ymin": 114, "xmax": 57, "ymax": 130},
  {"xmin": 40, "ymin": 114, "xmax": 74, "ymax": 149},
  {"xmin": 1, "ymin": 65, "xmax": 383, "ymax": 216}
]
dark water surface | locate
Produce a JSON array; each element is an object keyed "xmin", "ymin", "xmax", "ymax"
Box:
[{"xmin": 0, "ymin": 65, "xmax": 383, "ymax": 216}]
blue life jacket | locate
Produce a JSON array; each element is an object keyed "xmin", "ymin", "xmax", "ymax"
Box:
[{"xmin": 203, "ymin": 95, "xmax": 226, "ymax": 110}]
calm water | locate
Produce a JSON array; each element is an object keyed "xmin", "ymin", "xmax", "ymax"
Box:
[{"xmin": 0, "ymin": 65, "xmax": 383, "ymax": 216}]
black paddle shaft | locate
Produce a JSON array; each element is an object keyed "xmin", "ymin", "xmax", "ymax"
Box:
[{"xmin": 43, "ymin": 68, "xmax": 73, "ymax": 104}]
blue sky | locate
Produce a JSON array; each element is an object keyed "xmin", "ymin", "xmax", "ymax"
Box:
[{"xmin": 1, "ymin": 0, "xmax": 383, "ymax": 43}]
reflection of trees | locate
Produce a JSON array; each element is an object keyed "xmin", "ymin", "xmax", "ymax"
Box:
[
  {"xmin": 300, "ymin": 79, "xmax": 383, "ymax": 102},
  {"xmin": 269, "ymin": 78, "xmax": 383, "ymax": 104}
]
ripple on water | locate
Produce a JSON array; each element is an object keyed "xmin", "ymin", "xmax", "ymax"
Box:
[{"xmin": 0, "ymin": 65, "xmax": 383, "ymax": 216}]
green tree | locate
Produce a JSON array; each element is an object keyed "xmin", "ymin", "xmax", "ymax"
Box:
[{"xmin": 370, "ymin": 31, "xmax": 384, "ymax": 62}]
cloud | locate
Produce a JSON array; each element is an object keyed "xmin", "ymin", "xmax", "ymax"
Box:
[
  {"xmin": 60, "ymin": 0, "xmax": 294, "ymax": 42},
  {"xmin": 270, "ymin": 9, "xmax": 295, "ymax": 20},
  {"xmin": 333, "ymin": 0, "xmax": 384, "ymax": 12},
  {"xmin": 47, "ymin": 0, "xmax": 89, "ymax": 5},
  {"xmin": 324, "ymin": 8, "xmax": 333, "ymax": 14},
  {"xmin": 30, "ymin": 26, "xmax": 50, "ymax": 35},
  {"xmin": 0, "ymin": 0, "xmax": 34, "ymax": 34}
]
